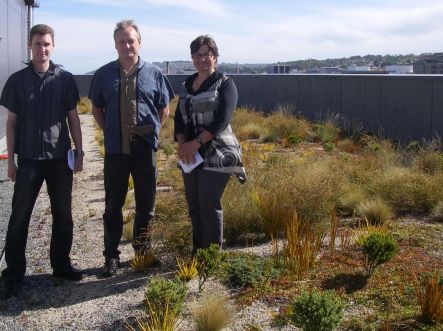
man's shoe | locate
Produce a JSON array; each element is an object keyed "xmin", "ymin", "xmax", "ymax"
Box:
[
  {"xmin": 3, "ymin": 281, "xmax": 21, "ymax": 299},
  {"xmin": 103, "ymin": 259, "xmax": 119, "ymax": 277},
  {"xmin": 52, "ymin": 267, "xmax": 85, "ymax": 281}
]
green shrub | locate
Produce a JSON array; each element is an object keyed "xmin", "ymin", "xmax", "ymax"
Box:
[
  {"xmin": 323, "ymin": 141, "xmax": 336, "ymax": 152},
  {"xmin": 289, "ymin": 289, "xmax": 344, "ymax": 331},
  {"xmin": 357, "ymin": 198, "xmax": 393, "ymax": 226},
  {"xmin": 310, "ymin": 123, "xmax": 340, "ymax": 144},
  {"xmin": 144, "ymin": 277, "xmax": 187, "ymax": 318},
  {"xmin": 288, "ymin": 134, "xmax": 303, "ymax": 145},
  {"xmin": 196, "ymin": 244, "xmax": 227, "ymax": 291},
  {"xmin": 223, "ymin": 254, "xmax": 277, "ymax": 289},
  {"xmin": 360, "ymin": 232, "xmax": 399, "ymax": 277}
]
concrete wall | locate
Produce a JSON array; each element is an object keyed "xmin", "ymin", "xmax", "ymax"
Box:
[
  {"xmin": 75, "ymin": 74, "xmax": 443, "ymax": 141},
  {"xmin": 0, "ymin": 0, "xmax": 28, "ymax": 93}
]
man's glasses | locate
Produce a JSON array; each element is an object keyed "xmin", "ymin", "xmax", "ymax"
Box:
[{"xmin": 192, "ymin": 52, "xmax": 214, "ymax": 60}]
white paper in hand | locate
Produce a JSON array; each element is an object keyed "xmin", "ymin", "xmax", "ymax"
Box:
[
  {"xmin": 67, "ymin": 149, "xmax": 75, "ymax": 170},
  {"xmin": 179, "ymin": 152, "xmax": 203, "ymax": 173}
]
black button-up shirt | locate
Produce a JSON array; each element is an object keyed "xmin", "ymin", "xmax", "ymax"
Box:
[{"xmin": 0, "ymin": 62, "xmax": 79, "ymax": 160}]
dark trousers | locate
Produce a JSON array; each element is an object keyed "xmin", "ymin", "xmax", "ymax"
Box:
[
  {"xmin": 183, "ymin": 168, "xmax": 230, "ymax": 254},
  {"xmin": 103, "ymin": 138, "xmax": 156, "ymax": 260},
  {"xmin": 1, "ymin": 157, "xmax": 73, "ymax": 284}
]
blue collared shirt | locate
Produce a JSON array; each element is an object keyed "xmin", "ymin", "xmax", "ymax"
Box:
[{"xmin": 88, "ymin": 59, "xmax": 174, "ymax": 153}]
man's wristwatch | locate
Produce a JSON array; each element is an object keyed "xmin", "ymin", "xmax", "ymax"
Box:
[{"xmin": 74, "ymin": 149, "xmax": 85, "ymax": 158}]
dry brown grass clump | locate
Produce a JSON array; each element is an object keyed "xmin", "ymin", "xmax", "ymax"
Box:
[
  {"xmin": 412, "ymin": 150, "xmax": 443, "ymax": 175},
  {"xmin": 191, "ymin": 293, "xmax": 232, "ymax": 331},
  {"xmin": 77, "ymin": 97, "xmax": 91, "ymax": 114},
  {"xmin": 153, "ymin": 191, "xmax": 192, "ymax": 257},
  {"xmin": 284, "ymin": 212, "xmax": 325, "ymax": 279},
  {"xmin": 413, "ymin": 270, "xmax": 443, "ymax": 324},
  {"xmin": 357, "ymin": 198, "xmax": 394, "ymax": 226},
  {"xmin": 370, "ymin": 167, "xmax": 443, "ymax": 212}
]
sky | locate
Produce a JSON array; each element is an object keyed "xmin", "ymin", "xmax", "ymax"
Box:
[{"xmin": 34, "ymin": 0, "xmax": 443, "ymax": 74}]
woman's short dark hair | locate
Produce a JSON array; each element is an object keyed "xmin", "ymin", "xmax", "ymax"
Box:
[
  {"xmin": 190, "ymin": 35, "xmax": 219, "ymax": 59},
  {"xmin": 29, "ymin": 24, "xmax": 54, "ymax": 43}
]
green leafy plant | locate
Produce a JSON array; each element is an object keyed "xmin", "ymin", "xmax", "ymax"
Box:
[
  {"xmin": 195, "ymin": 244, "xmax": 227, "ymax": 292},
  {"xmin": 224, "ymin": 254, "xmax": 277, "ymax": 289},
  {"xmin": 144, "ymin": 277, "xmax": 187, "ymax": 320},
  {"xmin": 288, "ymin": 134, "xmax": 303, "ymax": 145},
  {"xmin": 323, "ymin": 141, "xmax": 336, "ymax": 152},
  {"xmin": 360, "ymin": 232, "xmax": 399, "ymax": 277},
  {"xmin": 289, "ymin": 289, "xmax": 344, "ymax": 331}
]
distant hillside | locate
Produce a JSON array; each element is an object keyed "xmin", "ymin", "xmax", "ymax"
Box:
[{"xmin": 86, "ymin": 53, "xmax": 435, "ymax": 75}]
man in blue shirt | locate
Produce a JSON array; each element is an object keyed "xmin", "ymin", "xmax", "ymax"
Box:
[
  {"xmin": 89, "ymin": 19, "xmax": 173, "ymax": 277},
  {"xmin": 0, "ymin": 24, "xmax": 84, "ymax": 298}
]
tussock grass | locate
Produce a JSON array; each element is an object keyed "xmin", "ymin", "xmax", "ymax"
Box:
[
  {"xmin": 265, "ymin": 106, "xmax": 310, "ymax": 142},
  {"xmin": 191, "ymin": 293, "xmax": 232, "ymax": 331},
  {"xmin": 223, "ymin": 180, "xmax": 262, "ymax": 245},
  {"xmin": 412, "ymin": 150, "xmax": 443, "ymax": 175},
  {"xmin": 153, "ymin": 191, "xmax": 192, "ymax": 257},
  {"xmin": 357, "ymin": 198, "xmax": 394, "ymax": 226},
  {"xmin": 77, "ymin": 97, "xmax": 91, "ymax": 114},
  {"xmin": 338, "ymin": 184, "xmax": 368, "ymax": 215},
  {"xmin": 370, "ymin": 167, "xmax": 443, "ymax": 212},
  {"xmin": 123, "ymin": 210, "xmax": 135, "ymax": 241}
]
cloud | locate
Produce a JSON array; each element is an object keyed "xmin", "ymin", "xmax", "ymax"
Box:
[
  {"xmin": 34, "ymin": 0, "xmax": 443, "ymax": 72},
  {"xmin": 73, "ymin": 0, "xmax": 228, "ymax": 17}
]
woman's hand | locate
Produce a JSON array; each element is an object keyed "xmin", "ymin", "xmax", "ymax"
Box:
[{"xmin": 178, "ymin": 139, "xmax": 201, "ymax": 164}]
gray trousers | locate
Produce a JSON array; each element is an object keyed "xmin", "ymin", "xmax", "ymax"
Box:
[{"xmin": 183, "ymin": 168, "xmax": 230, "ymax": 254}]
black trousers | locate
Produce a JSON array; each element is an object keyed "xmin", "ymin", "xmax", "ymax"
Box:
[
  {"xmin": 183, "ymin": 168, "xmax": 230, "ymax": 255},
  {"xmin": 103, "ymin": 138, "xmax": 156, "ymax": 260},
  {"xmin": 2, "ymin": 157, "xmax": 73, "ymax": 284}
]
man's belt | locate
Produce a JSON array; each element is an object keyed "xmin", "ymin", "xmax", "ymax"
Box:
[{"xmin": 127, "ymin": 124, "xmax": 154, "ymax": 136}]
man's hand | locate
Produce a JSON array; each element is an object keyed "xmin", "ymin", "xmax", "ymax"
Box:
[
  {"xmin": 7, "ymin": 159, "xmax": 17, "ymax": 182},
  {"xmin": 74, "ymin": 153, "xmax": 84, "ymax": 172}
]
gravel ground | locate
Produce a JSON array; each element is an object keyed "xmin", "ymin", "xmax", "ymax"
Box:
[{"xmin": 0, "ymin": 114, "xmax": 298, "ymax": 331}]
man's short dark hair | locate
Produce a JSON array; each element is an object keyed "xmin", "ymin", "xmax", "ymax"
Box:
[
  {"xmin": 190, "ymin": 35, "xmax": 219, "ymax": 59},
  {"xmin": 29, "ymin": 24, "xmax": 54, "ymax": 43}
]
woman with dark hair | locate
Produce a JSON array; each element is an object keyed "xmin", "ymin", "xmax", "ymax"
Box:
[{"xmin": 174, "ymin": 35, "xmax": 246, "ymax": 255}]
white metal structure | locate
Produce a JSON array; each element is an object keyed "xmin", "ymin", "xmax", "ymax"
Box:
[{"xmin": 0, "ymin": 0, "xmax": 38, "ymax": 93}]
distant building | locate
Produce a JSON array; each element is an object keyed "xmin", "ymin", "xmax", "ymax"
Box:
[
  {"xmin": 273, "ymin": 65, "xmax": 290, "ymax": 74},
  {"xmin": 0, "ymin": 0, "xmax": 39, "ymax": 93},
  {"xmin": 384, "ymin": 65, "xmax": 413, "ymax": 74},
  {"xmin": 414, "ymin": 53, "xmax": 443, "ymax": 74},
  {"xmin": 347, "ymin": 65, "xmax": 371, "ymax": 72},
  {"xmin": 318, "ymin": 66, "xmax": 342, "ymax": 74}
]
